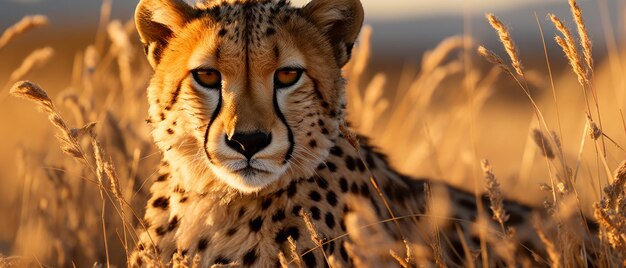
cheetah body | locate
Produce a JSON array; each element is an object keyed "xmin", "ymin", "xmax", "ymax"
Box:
[
  {"xmin": 131, "ymin": 0, "xmax": 546, "ymax": 266},
  {"xmin": 137, "ymin": 139, "xmax": 545, "ymax": 267}
]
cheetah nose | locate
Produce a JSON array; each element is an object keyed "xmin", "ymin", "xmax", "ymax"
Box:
[{"xmin": 225, "ymin": 132, "xmax": 272, "ymax": 159}]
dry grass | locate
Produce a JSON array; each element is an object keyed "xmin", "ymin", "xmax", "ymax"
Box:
[
  {"xmin": 569, "ymin": 0, "xmax": 593, "ymax": 71},
  {"xmin": 1, "ymin": 0, "xmax": 626, "ymax": 266},
  {"xmin": 0, "ymin": 15, "xmax": 47, "ymax": 51},
  {"xmin": 594, "ymin": 161, "xmax": 626, "ymax": 260},
  {"xmin": 485, "ymin": 13, "xmax": 524, "ymax": 77},
  {"xmin": 1, "ymin": 7, "xmax": 155, "ymax": 266},
  {"xmin": 550, "ymin": 14, "xmax": 589, "ymax": 87},
  {"xmin": 6, "ymin": 47, "xmax": 54, "ymax": 89},
  {"xmin": 480, "ymin": 159, "xmax": 508, "ymax": 230}
]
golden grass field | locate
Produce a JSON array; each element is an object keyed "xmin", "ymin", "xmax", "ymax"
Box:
[{"xmin": 1, "ymin": 0, "xmax": 626, "ymax": 266}]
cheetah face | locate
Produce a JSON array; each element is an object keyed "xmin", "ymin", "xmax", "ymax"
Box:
[{"xmin": 136, "ymin": 0, "xmax": 363, "ymax": 193}]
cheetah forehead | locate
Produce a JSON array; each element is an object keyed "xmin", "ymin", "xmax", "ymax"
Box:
[
  {"xmin": 207, "ymin": 1, "xmax": 291, "ymax": 31},
  {"xmin": 190, "ymin": 0, "xmax": 282, "ymax": 8},
  {"xmin": 178, "ymin": 0, "xmax": 299, "ymax": 59},
  {"xmin": 191, "ymin": 0, "xmax": 294, "ymax": 22}
]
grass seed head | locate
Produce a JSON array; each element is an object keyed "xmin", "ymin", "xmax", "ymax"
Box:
[
  {"xmin": 10, "ymin": 80, "xmax": 53, "ymax": 109},
  {"xmin": 300, "ymin": 210, "xmax": 323, "ymax": 246},
  {"xmin": 533, "ymin": 215, "xmax": 561, "ymax": 268},
  {"xmin": 288, "ymin": 237, "xmax": 303, "ymax": 268},
  {"xmin": 0, "ymin": 15, "xmax": 48, "ymax": 50},
  {"xmin": 568, "ymin": 0, "xmax": 593, "ymax": 70},
  {"xmin": 532, "ymin": 129, "xmax": 555, "ymax": 159},
  {"xmin": 485, "ymin": 13, "xmax": 524, "ymax": 77},
  {"xmin": 9, "ymin": 47, "xmax": 54, "ymax": 83},
  {"xmin": 588, "ymin": 119, "xmax": 602, "ymax": 140},
  {"xmin": 481, "ymin": 159, "xmax": 509, "ymax": 226},
  {"xmin": 477, "ymin": 46, "xmax": 515, "ymax": 77},
  {"xmin": 550, "ymin": 14, "xmax": 589, "ymax": 86},
  {"xmin": 594, "ymin": 161, "xmax": 626, "ymax": 255}
]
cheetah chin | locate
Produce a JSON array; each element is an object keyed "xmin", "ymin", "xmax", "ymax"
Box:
[{"xmin": 208, "ymin": 159, "xmax": 288, "ymax": 193}]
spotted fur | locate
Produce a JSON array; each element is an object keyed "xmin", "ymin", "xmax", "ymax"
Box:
[{"xmin": 131, "ymin": 0, "xmax": 557, "ymax": 266}]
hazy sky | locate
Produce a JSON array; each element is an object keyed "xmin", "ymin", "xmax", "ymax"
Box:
[
  {"xmin": 7, "ymin": 0, "xmax": 567, "ymax": 20},
  {"xmin": 290, "ymin": 0, "xmax": 563, "ymax": 19}
]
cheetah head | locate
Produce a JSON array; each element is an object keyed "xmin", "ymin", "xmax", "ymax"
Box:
[{"xmin": 136, "ymin": 0, "xmax": 363, "ymax": 193}]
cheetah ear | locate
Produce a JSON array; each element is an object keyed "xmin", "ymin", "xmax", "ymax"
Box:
[
  {"xmin": 135, "ymin": 0, "xmax": 196, "ymax": 68},
  {"xmin": 302, "ymin": 0, "xmax": 364, "ymax": 67}
]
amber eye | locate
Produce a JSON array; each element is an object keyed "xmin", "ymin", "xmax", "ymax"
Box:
[
  {"xmin": 274, "ymin": 68, "xmax": 304, "ymax": 89},
  {"xmin": 192, "ymin": 69, "xmax": 222, "ymax": 89}
]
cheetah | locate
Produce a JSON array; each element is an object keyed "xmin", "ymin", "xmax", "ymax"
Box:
[{"xmin": 130, "ymin": 0, "xmax": 593, "ymax": 266}]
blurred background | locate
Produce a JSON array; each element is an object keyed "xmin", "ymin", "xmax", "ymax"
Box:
[
  {"xmin": 1, "ymin": 0, "xmax": 623, "ymax": 89},
  {"xmin": 1, "ymin": 0, "xmax": 625, "ymax": 265}
]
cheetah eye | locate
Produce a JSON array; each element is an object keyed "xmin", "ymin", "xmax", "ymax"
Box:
[
  {"xmin": 274, "ymin": 68, "xmax": 304, "ymax": 89},
  {"xmin": 192, "ymin": 69, "xmax": 222, "ymax": 89}
]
